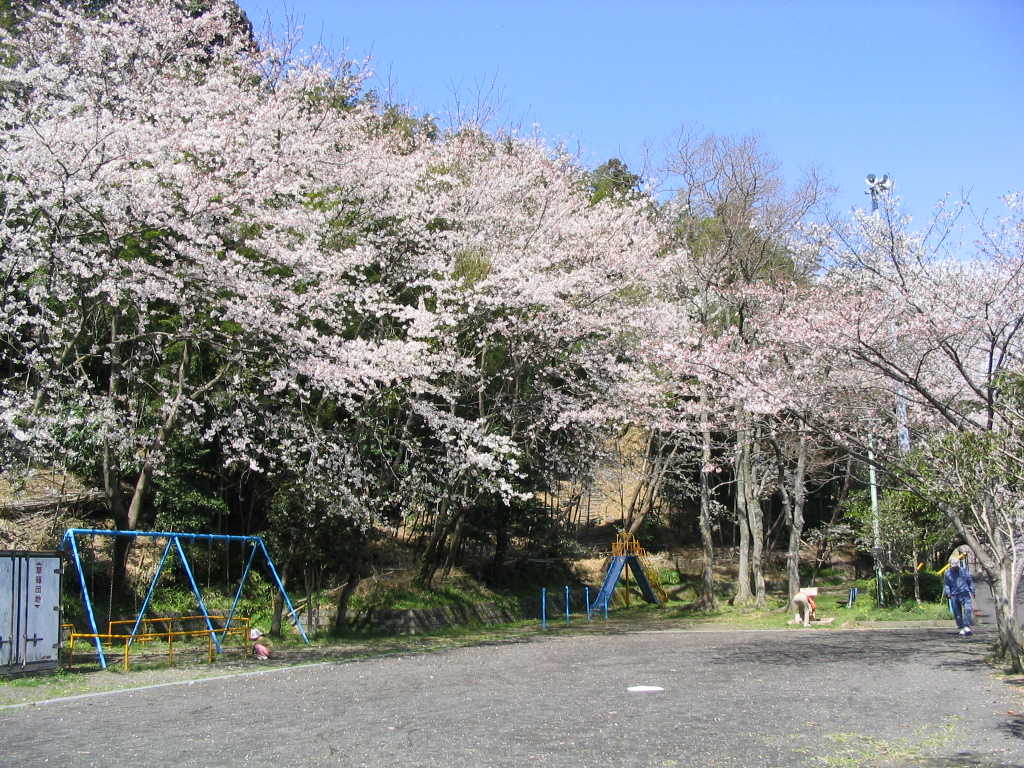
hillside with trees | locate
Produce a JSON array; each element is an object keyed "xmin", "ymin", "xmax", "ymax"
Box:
[{"xmin": 2, "ymin": 0, "xmax": 1022, "ymax": 670}]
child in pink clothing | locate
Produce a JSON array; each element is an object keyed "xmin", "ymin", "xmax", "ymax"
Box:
[{"xmin": 249, "ymin": 628, "xmax": 272, "ymax": 659}]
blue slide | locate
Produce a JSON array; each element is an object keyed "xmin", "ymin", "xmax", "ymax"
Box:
[
  {"xmin": 590, "ymin": 556, "xmax": 662, "ymax": 610},
  {"xmin": 591, "ymin": 556, "xmax": 627, "ymax": 610}
]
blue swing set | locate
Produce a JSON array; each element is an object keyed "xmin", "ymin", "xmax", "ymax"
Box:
[{"xmin": 61, "ymin": 528, "xmax": 309, "ymax": 669}]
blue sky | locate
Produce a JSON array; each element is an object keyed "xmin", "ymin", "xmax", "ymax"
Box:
[{"xmin": 236, "ymin": 0, "xmax": 1023, "ymax": 237}]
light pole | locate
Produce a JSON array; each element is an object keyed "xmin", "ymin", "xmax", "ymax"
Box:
[
  {"xmin": 866, "ymin": 172, "xmax": 911, "ymax": 456},
  {"xmin": 865, "ymin": 175, "xmax": 893, "ymax": 606},
  {"xmin": 867, "ymin": 434, "xmax": 884, "ymax": 606}
]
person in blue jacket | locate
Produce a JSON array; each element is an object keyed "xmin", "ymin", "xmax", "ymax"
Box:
[{"xmin": 943, "ymin": 555, "xmax": 976, "ymax": 636}]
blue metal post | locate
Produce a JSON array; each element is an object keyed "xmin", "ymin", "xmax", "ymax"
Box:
[
  {"xmin": 565, "ymin": 586, "xmax": 571, "ymax": 625},
  {"xmin": 541, "ymin": 588, "xmax": 547, "ymax": 629},
  {"xmin": 62, "ymin": 531, "xmax": 106, "ymax": 669},
  {"xmin": 128, "ymin": 538, "xmax": 175, "ymax": 644},
  {"xmin": 223, "ymin": 542, "xmax": 260, "ymax": 642},
  {"xmin": 585, "ymin": 587, "xmax": 591, "ymax": 621},
  {"xmin": 603, "ymin": 595, "xmax": 609, "ymax": 619},
  {"xmin": 256, "ymin": 539, "xmax": 310, "ymax": 643},
  {"xmin": 173, "ymin": 537, "xmax": 222, "ymax": 653}
]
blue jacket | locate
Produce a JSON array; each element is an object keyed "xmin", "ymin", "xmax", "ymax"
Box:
[{"xmin": 944, "ymin": 566, "xmax": 975, "ymax": 598}]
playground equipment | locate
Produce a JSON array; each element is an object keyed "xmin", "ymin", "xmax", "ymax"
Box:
[
  {"xmin": 61, "ymin": 529, "xmax": 308, "ymax": 669},
  {"xmin": 590, "ymin": 532, "xmax": 667, "ymax": 611},
  {"xmin": 938, "ymin": 551, "xmax": 967, "ymax": 576},
  {"xmin": 64, "ymin": 614, "xmax": 253, "ymax": 671}
]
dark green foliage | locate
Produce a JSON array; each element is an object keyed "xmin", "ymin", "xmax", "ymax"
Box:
[
  {"xmin": 0, "ymin": 0, "xmax": 14, "ymax": 32},
  {"xmin": 854, "ymin": 569, "xmax": 944, "ymax": 607},
  {"xmin": 152, "ymin": 435, "xmax": 230, "ymax": 533},
  {"xmin": 262, "ymin": 488, "xmax": 376, "ymax": 584},
  {"xmin": 846, "ymin": 483, "xmax": 953, "ymax": 588},
  {"xmin": 586, "ymin": 158, "xmax": 642, "ymax": 205},
  {"xmin": 798, "ymin": 565, "xmax": 848, "ymax": 587},
  {"xmin": 902, "ymin": 570, "xmax": 944, "ymax": 603}
]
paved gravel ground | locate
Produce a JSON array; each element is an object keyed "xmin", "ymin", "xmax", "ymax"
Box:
[{"xmin": 2, "ymin": 623, "xmax": 1024, "ymax": 768}]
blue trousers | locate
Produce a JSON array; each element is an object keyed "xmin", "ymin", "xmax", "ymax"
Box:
[{"xmin": 951, "ymin": 594, "xmax": 974, "ymax": 629}]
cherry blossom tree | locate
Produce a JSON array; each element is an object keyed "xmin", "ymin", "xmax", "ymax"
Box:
[
  {"xmin": 802, "ymin": 192, "xmax": 1024, "ymax": 669},
  {"xmin": 0, "ymin": 0, "xmax": 302, "ymax": 584},
  {"xmin": 0, "ymin": 0, "xmax": 447, "ymax": 585},
  {"xmin": 0, "ymin": 0, "xmax": 671, "ymax": 596},
  {"xmin": 641, "ymin": 127, "xmax": 834, "ymax": 608},
  {"xmin": 392, "ymin": 129, "xmax": 665, "ymax": 586}
]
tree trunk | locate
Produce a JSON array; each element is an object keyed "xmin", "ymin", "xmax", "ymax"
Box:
[
  {"xmin": 304, "ymin": 568, "xmax": 318, "ymax": 638},
  {"xmin": 417, "ymin": 497, "xmax": 466, "ymax": 589},
  {"xmin": 441, "ymin": 515, "xmax": 466, "ymax": 578},
  {"xmin": 942, "ymin": 506, "xmax": 1024, "ymax": 673},
  {"xmin": 988, "ymin": 560, "xmax": 1024, "ymax": 674},
  {"xmin": 623, "ymin": 433, "xmax": 655, "ymax": 532},
  {"xmin": 627, "ymin": 438, "xmax": 680, "ymax": 537},
  {"xmin": 105, "ymin": 346, "xmax": 226, "ymax": 596},
  {"xmin": 271, "ymin": 556, "xmax": 291, "ymax": 637},
  {"xmin": 734, "ymin": 407, "xmax": 762, "ymax": 606},
  {"xmin": 775, "ymin": 449, "xmax": 795, "ymax": 603},
  {"xmin": 748, "ymin": 474, "xmax": 766, "ymax": 607},
  {"xmin": 487, "ymin": 521, "xmax": 510, "ymax": 581},
  {"xmin": 104, "ymin": 309, "xmax": 133, "ymax": 596},
  {"xmin": 733, "ymin": 414, "xmax": 753, "ymax": 605},
  {"xmin": 781, "ymin": 427, "xmax": 808, "ymax": 605},
  {"xmin": 333, "ymin": 572, "xmax": 361, "ymax": 633},
  {"xmin": 103, "ymin": 440, "xmax": 133, "ymax": 597},
  {"xmin": 697, "ymin": 403, "xmax": 718, "ymax": 609}
]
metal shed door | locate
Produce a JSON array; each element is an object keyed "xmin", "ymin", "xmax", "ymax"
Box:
[
  {"xmin": 1, "ymin": 552, "xmax": 62, "ymax": 673},
  {"xmin": 23, "ymin": 555, "xmax": 61, "ymax": 666},
  {"xmin": 0, "ymin": 556, "xmax": 14, "ymax": 667}
]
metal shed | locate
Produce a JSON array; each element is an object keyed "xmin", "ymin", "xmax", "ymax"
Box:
[{"xmin": 1, "ymin": 551, "xmax": 63, "ymax": 676}]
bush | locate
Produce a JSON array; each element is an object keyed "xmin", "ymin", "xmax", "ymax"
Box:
[
  {"xmin": 899, "ymin": 570, "xmax": 944, "ymax": 603},
  {"xmin": 854, "ymin": 570, "xmax": 944, "ymax": 607},
  {"xmin": 351, "ymin": 569, "xmax": 498, "ymax": 612},
  {"xmin": 799, "ymin": 565, "xmax": 847, "ymax": 586}
]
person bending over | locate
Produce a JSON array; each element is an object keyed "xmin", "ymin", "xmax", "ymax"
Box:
[{"xmin": 792, "ymin": 590, "xmax": 817, "ymax": 627}]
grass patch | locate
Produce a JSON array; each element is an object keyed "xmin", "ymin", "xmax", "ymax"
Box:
[
  {"xmin": 0, "ymin": 668, "xmax": 94, "ymax": 707},
  {"xmin": 1, "ymin": 668, "xmax": 73, "ymax": 688},
  {"xmin": 667, "ymin": 604, "xmax": 795, "ymax": 629},
  {"xmin": 847, "ymin": 601, "xmax": 952, "ymax": 622},
  {"xmin": 348, "ymin": 569, "xmax": 513, "ymax": 614},
  {"xmin": 813, "ymin": 718, "xmax": 961, "ymax": 767}
]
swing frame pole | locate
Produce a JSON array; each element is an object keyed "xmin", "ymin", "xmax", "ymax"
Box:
[
  {"xmin": 129, "ymin": 539, "xmax": 175, "ymax": 646},
  {"xmin": 257, "ymin": 538, "xmax": 310, "ymax": 644},
  {"xmin": 61, "ymin": 530, "xmax": 107, "ymax": 669},
  {"xmin": 223, "ymin": 542, "xmax": 260, "ymax": 643},
  {"xmin": 173, "ymin": 537, "xmax": 222, "ymax": 654}
]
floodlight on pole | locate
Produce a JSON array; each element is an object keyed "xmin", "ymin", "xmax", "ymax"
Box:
[
  {"xmin": 866, "ymin": 173, "xmax": 893, "ymax": 213},
  {"xmin": 862, "ymin": 172, "xmax": 902, "ymax": 608}
]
